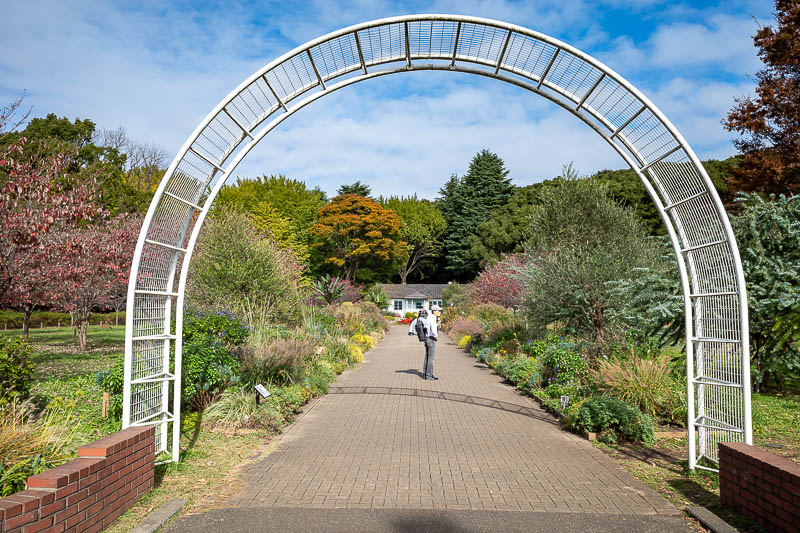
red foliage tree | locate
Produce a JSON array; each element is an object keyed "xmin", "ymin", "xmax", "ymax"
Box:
[
  {"xmin": 47, "ymin": 214, "xmax": 141, "ymax": 349},
  {"xmin": 724, "ymin": 0, "xmax": 800, "ymax": 196},
  {"xmin": 0, "ymin": 137, "xmax": 102, "ymax": 337},
  {"xmin": 472, "ymin": 254, "xmax": 526, "ymax": 310}
]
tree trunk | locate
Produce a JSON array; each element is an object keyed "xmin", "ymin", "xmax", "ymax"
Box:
[
  {"xmin": 22, "ymin": 305, "xmax": 33, "ymax": 339},
  {"xmin": 115, "ymin": 307, "xmax": 120, "ymax": 326},
  {"xmin": 78, "ymin": 315, "xmax": 90, "ymax": 351}
]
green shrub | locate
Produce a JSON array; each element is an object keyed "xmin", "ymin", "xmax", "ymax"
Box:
[
  {"xmin": 565, "ymin": 396, "xmax": 655, "ymax": 444},
  {"xmin": 180, "ymin": 308, "xmax": 248, "ymax": 411},
  {"xmin": 94, "ymin": 363, "xmax": 124, "ymax": 419},
  {"xmin": 337, "ymin": 302, "xmax": 388, "ymax": 335},
  {"xmin": 183, "ymin": 339, "xmax": 239, "ymax": 410},
  {"xmin": 474, "ymin": 303, "xmax": 513, "ymax": 328},
  {"xmin": 188, "ymin": 210, "xmax": 307, "ymax": 327},
  {"xmin": 322, "ymin": 338, "xmax": 352, "ymax": 367},
  {"xmin": 183, "ymin": 308, "xmax": 249, "ymax": 350},
  {"xmin": 497, "ymin": 356, "xmax": 540, "ymax": 388},
  {"xmin": 541, "ymin": 343, "xmax": 588, "ymax": 386},
  {"xmin": 0, "ymin": 337, "xmax": 35, "ymax": 409},
  {"xmin": 476, "ymin": 348, "xmax": 493, "ymax": 364},
  {"xmin": 268, "ymin": 385, "xmax": 310, "ymax": 418},
  {"xmin": 543, "ymin": 382, "xmax": 585, "ymax": 401},
  {"xmin": 305, "ymin": 363, "xmax": 335, "ymax": 395}
]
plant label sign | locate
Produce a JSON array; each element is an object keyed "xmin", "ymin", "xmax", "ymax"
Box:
[{"xmin": 255, "ymin": 384, "xmax": 271, "ymax": 398}]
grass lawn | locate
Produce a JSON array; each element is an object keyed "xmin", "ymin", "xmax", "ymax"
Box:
[
  {"xmin": 597, "ymin": 390, "xmax": 800, "ymax": 533},
  {"xmin": 2, "ymin": 326, "xmax": 126, "ymax": 450}
]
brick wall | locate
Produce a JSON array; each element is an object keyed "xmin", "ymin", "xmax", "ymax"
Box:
[
  {"xmin": 0, "ymin": 426, "xmax": 154, "ymax": 533},
  {"xmin": 719, "ymin": 442, "xmax": 800, "ymax": 533}
]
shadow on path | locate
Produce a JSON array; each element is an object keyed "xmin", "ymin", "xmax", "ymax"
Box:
[
  {"xmin": 394, "ymin": 368, "xmax": 425, "ymax": 378},
  {"xmin": 328, "ymin": 386, "xmax": 559, "ymax": 426}
]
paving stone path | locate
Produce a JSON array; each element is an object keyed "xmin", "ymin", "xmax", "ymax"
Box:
[{"xmin": 170, "ymin": 326, "xmax": 691, "ymax": 531}]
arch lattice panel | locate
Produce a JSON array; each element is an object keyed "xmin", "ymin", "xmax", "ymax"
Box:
[{"xmin": 124, "ymin": 15, "xmax": 750, "ymax": 469}]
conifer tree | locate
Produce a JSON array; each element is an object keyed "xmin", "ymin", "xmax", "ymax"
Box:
[{"xmin": 438, "ymin": 150, "xmax": 513, "ymax": 279}]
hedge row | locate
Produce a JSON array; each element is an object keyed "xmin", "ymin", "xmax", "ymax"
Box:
[{"xmin": 0, "ymin": 310, "xmax": 126, "ymax": 329}]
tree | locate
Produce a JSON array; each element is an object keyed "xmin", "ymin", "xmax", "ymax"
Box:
[
  {"xmin": 439, "ymin": 150, "xmax": 514, "ymax": 279},
  {"xmin": 188, "ymin": 210, "xmax": 307, "ymax": 326},
  {"xmin": 519, "ymin": 169, "xmax": 659, "ymax": 345},
  {"xmin": 472, "ymin": 254, "xmax": 526, "ymax": 310},
  {"xmin": 216, "ymin": 175, "xmax": 327, "ymax": 245},
  {"xmin": 96, "ymin": 126, "xmax": 167, "ymax": 196},
  {"xmin": 379, "ymin": 195, "xmax": 446, "ymax": 283},
  {"xmin": 250, "ymin": 200, "xmax": 311, "ymax": 265},
  {"xmin": 0, "ymin": 138, "xmax": 102, "ymax": 335},
  {"xmin": 48, "ymin": 214, "xmax": 142, "ymax": 350},
  {"xmin": 724, "ymin": 0, "xmax": 800, "ymax": 196},
  {"xmin": 337, "ymin": 181, "xmax": 371, "ymax": 197},
  {"xmin": 310, "ymin": 194, "xmax": 407, "ymax": 283},
  {"xmin": 467, "ymin": 184, "xmax": 545, "ymax": 268},
  {"xmin": 730, "ymin": 193, "xmax": 800, "ymax": 390},
  {"xmin": 1, "ymin": 113, "xmax": 156, "ymax": 215}
]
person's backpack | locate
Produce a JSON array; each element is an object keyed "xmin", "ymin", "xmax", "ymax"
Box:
[{"xmin": 415, "ymin": 317, "xmax": 427, "ymax": 342}]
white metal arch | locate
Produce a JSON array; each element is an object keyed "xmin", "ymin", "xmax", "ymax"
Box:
[{"xmin": 123, "ymin": 14, "xmax": 751, "ymax": 470}]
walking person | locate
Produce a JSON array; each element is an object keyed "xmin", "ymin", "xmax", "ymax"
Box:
[{"xmin": 423, "ymin": 304, "xmax": 442, "ymax": 381}]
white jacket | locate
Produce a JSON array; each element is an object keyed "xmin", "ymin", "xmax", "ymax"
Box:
[{"xmin": 425, "ymin": 314, "xmax": 438, "ymax": 340}]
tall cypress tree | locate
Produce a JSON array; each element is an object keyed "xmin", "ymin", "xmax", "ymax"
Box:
[{"xmin": 439, "ymin": 150, "xmax": 514, "ymax": 280}]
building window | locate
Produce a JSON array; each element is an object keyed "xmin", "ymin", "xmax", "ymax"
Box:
[
  {"xmin": 393, "ymin": 300, "xmax": 403, "ymax": 311},
  {"xmin": 415, "ymin": 301, "xmax": 424, "ymax": 310}
]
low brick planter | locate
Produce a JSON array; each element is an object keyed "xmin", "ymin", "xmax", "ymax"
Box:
[
  {"xmin": 719, "ymin": 441, "xmax": 800, "ymax": 533},
  {"xmin": 0, "ymin": 426, "xmax": 154, "ymax": 533}
]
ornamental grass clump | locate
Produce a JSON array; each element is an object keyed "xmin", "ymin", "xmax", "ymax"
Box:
[
  {"xmin": 240, "ymin": 337, "xmax": 317, "ymax": 387},
  {"xmin": 448, "ymin": 319, "xmax": 483, "ymax": 342},
  {"xmin": 204, "ymin": 388, "xmax": 283, "ymax": 433},
  {"xmin": 594, "ymin": 353, "xmax": 686, "ymax": 425},
  {"xmin": 0, "ymin": 399, "xmax": 78, "ymax": 496}
]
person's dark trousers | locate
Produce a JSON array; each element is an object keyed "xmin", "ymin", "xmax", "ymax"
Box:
[{"xmin": 424, "ymin": 337, "xmax": 437, "ymax": 379}]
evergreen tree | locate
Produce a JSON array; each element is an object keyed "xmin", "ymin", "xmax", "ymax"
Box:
[
  {"xmin": 337, "ymin": 180, "xmax": 372, "ymax": 197},
  {"xmin": 439, "ymin": 150, "xmax": 514, "ymax": 280}
]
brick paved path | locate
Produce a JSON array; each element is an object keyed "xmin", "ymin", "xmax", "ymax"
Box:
[{"xmin": 225, "ymin": 326, "xmax": 681, "ymax": 517}]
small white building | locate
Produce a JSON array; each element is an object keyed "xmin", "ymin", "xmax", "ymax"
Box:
[{"xmin": 380, "ymin": 284, "xmax": 448, "ymax": 315}]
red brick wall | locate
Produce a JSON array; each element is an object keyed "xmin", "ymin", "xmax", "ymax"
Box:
[
  {"xmin": 0, "ymin": 426, "xmax": 154, "ymax": 533},
  {"xmin": 719, "ymin": 442, "xmax": 800, "ymax": 533}
]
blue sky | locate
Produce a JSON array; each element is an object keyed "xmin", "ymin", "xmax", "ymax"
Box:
[{"xmin": 1, "ymin": 0, "xmax": 773, "ymax": 199}]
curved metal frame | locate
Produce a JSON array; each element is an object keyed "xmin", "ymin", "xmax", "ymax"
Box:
[{"xmin": 123, "ymin": 14, "xmax": 751, "ymax": 470}]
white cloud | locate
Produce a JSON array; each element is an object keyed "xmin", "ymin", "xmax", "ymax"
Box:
[
  {"xmin": 1, "ymin": 0, "xmax": 758, "ymax": 202},
  {"xmin": 233, "ymin": 73, "xmax": 622, "ymax": 199},
  {"xmin": 600, "ymin": 13, "xmax": 762, "ymax": 74}
]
